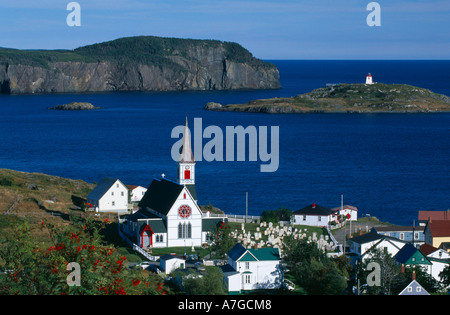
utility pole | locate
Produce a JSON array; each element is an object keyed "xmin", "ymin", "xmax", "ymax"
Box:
[{"xmin": 245, "ymin": 192, "xmax": 248, "ymax": 224}]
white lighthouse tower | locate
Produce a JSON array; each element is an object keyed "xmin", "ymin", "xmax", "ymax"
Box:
[{"xmin": 365, "ymin": 73, "xmax": 374, "ymax": 85}]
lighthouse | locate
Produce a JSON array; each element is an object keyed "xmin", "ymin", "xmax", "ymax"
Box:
[{"xmin": 365, "ymin": 73, "xmax": 374, "ymax": 85}]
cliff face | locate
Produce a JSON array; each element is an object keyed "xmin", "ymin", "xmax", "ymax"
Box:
[{"xmin": 0, "ymin": 37, "xmax": 280, "ymax": 94}]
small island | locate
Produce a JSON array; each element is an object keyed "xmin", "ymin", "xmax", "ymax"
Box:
[
  {"xmin": 205, "ymin": 83, "xmax": 450, "ymax": 114},
  {"xmin": 48, "ymin": 102, "xmax": 100, "ymax": 111}
]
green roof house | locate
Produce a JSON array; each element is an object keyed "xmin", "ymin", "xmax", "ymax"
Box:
[
  {"xmin": 394, "ymin": 243, "xmax": 432, "ymax": 274},
  {"xmin": 221, "ymin": 243, "xmax": 282, "ymax": 294}
]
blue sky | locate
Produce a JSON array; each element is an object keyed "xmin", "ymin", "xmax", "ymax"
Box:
[{"xmin": 0, "ymin": 0, "xmax": 449, "ymax": 59}]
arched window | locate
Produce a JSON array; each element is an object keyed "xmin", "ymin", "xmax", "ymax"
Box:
[
  {"xmin": 178, "ymin": 223, "xmax": 183, "ymax": 239},
  {"xmin": 187, "ymin": 223, "xmax": 192, "ymax": 238}
]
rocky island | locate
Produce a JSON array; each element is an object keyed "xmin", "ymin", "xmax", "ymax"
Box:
[
  {"xmin": 48, "ymin": 102, "xmax": 99, "ymax": 110},
  {"xmin": 0, "ymin": 36, "xmax": 280, "ymax": 94},
  {"xmin": 205, "ymin": 83, "xmax": 450, "ymax": 114}
]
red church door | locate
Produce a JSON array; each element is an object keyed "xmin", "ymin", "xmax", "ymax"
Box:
[
  {"xmin": 140, "ymin": 224, "xmax": 153, "ymax": 248},
  {"xmin": 184, "ymin": 170, "xmax": 190, "ymax": 180}
]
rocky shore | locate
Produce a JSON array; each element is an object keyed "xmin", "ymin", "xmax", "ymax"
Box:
[{"xmin": 205, "ymin": 83, "xmax": 450, "ymax": 114}]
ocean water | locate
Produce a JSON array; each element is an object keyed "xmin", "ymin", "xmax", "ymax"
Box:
[{"xmin": 0, "ymin": 60, "xmax": 449, "ymax": 226}]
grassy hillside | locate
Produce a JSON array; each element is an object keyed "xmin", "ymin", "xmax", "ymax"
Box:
[
  {"xmin": 0, "ymin": 168, "xmax": 94, "ymax": 216},
  {"xmin": 206, "ymin": 83, "xmax": 450, "ymax": 113}
]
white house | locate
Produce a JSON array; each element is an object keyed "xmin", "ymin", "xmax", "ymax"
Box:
[
  {"xmin": 348, "ymin": 231, "xmax": 406, "ymax": 263},
  {"xmin": 292, "ymin": 203, "xmax": 339, "ymax": 227},
  {"xmin": 420, "ymin": 243, "xmax": 450, "ymax": 283},
  {"xmin": 127, "ymin": 185, "xmax": 147, "ymax": 203},
  {"xmin": 331, "ymin": 205, "xmax": 358, "ymax": 221},
  {"xmin": 159, "ymin": 254, "xmax": 186, "ymax": 274},
  {"xmin": 221, "ymin": 243, "xmax": 282, "ymax": 294},
  {"xmin": 86, "ymin": 178, "xmax": 130, "ymax": 213}
]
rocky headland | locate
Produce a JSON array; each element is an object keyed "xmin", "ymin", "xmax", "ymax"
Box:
[
  {"xmin": 0, "ymin": 36, "xmax": 280, "ymax": 94},
  {"xmin": 205, "ymin": 83, "xmax": 450, "ymax": 114}
]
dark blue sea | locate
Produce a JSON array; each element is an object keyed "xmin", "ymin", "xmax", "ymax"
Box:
[{"xmin": 0, "ymin": 60, "xmax": 449, "ymax": 226}]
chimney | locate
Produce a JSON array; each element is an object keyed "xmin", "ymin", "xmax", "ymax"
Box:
[
  {"xmin": 312, "ymin": 203, "xmax": 316, "ymax": 208},
  {"xmin": 401, "ymin": 264, "xmax": 405, "ymax": 273},
  {"xmin": 412, "ymin": 270, "xmax": 416, "ymax": 280},
  {"xmin": 254, "ymin": 244, "xmax": 258, "ymax": 250},
  {"xmin": 359, "ymin": 228, "xmax": 363, "ymax": 236}
]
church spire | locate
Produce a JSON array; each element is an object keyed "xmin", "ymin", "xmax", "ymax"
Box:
[
  {"xmin": 180, "ymin": 116, "xmax": 195, "ymax": 164},
  {"xmin": 178, "ymin": 117, "xmax": 197, "ymax": 201}
]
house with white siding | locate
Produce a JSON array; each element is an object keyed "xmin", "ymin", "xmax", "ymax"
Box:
[
  {"xmin": 220, "ymin": 243, "xmax": 282, "ymax": 294},
  {"xmin": 348, "ymin": 231, "xmax": 406, "ymax": 263},
  {"xmin": 86, "ymin": 178, "xmax": 130, "ymax": 213},
  {"xmin": 292, "ymin": 203, "xmax": 339, "ymax": 227},
  {"xmin": 127, "ymin": 185, "xmax": 147, "ymax": 203},
  {"xmin": 331, "ymin": 205, "xmax": 358, "ymax": 221}
]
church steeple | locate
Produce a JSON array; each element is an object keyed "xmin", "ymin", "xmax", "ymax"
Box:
[
  {"xmin": 179, "ymin": 116, "xmax": 195, "ymax": 164},
  {"xmin": 178, "ymin": 117, "xmax": 197, "ymax": 201}
]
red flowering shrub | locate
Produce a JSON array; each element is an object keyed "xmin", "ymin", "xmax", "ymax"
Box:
[{"xmin": 0, "ymin": 218, "xmax": 167, "ymax": 295}]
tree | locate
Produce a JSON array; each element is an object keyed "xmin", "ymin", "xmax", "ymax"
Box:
[
  {"xmin": 439, "ymin": 264, "xmax": 450, "ymax": 288},
  {"xmin": 357, "ymin": 248, "xmax": 403, "ymax": 295},
  {"xmin": 0, "ymin": 218, "xmax": 167, "ymax": 295},
  {"xmin": 210, "ymin": 222, "xmax": 234, "ymax": 259},
  {"xmin": 261, "ymin": 207, "xmax": 292, "ymax": 223},
  {"xmin": 282, "ymin": 237, "xmax": 348, "ymax": 295},
  {"xmin": 180, "ymin": 266, "xmax": 227, "ymax": 295}
]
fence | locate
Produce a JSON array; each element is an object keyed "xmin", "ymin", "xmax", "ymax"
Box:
[
  {"xmin": 226, "ymin": 214, "xmax": 261, "ymax": 223},
  {"xmin": 326, "ymin": 223, "xmax": 344, "ymax": 257}
]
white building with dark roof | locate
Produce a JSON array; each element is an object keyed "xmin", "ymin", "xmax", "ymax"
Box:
[
  {"xmin": 86, "ymin": 178, "xmax": 130, "ymax": 213},
  {"xmin": 292, "ymin": 203, "xmax": 339, "ymax": 227},
  {"xmin": 120, "ymin": 117, "xmax": 227, "ymax": 249}
]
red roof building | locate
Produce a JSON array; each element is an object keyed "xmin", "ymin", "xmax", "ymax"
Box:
[{"xmin": 424, "ymin": 220, "xmax": 450, "ymax": 250}]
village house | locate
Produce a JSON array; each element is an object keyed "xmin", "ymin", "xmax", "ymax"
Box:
[
  {"xmin": 160, "ymin": 254, "xmax": 186, "ymax": 274},
  {"xmin": 331, "ymin": 205, "xmax": 358, "ymax": 221},
  {"xmin": 398, "ymin": 279, "xmax": 430, "ymax": 296},
  {"xmin": 348, "ymin": 229, "xmax": 450, "ymax": 284},
  {"xmin": 371, "ymin": 225, "xmax": 425, "ymax": 247},
  {"xmin": 394, "ymin": 243, "xmax": 432, "ymax": 274},
  {"xmin": 424, "ymin": 220, "xmax": 450, "ymax": 251},
  {"xmin": 127, "ymin": 185, "xmax": 147, "ymax": 203},
  {"xmin": 292, "ymin": 203, "xmax": 339, "ymax": 227},
  {"xmin": 86, "ymin": 177, "xmax": 130, "ymax": 213},
  {"xmin": 221, "ymin": 243, "xmax": 282, "ymax": 294},
  {"xmin": 347, "ymin": 231, "xmax": 407, "ymax": 264},
  {"xmin": 418, "ymin": 210, "xmax": 450, "ymax": 226}
]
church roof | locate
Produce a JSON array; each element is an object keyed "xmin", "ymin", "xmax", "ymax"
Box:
[
  {"xmin": 138, "ymin": 178, "xmax": 184, "ymax": 216},
  {"xmin": 185, "ymin": 184, "xmax": 197, "ymax": 201}
]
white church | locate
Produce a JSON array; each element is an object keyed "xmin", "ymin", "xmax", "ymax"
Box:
[{"xmin": 121, "ymin": 118, "xmax": 227, "ymax": 249}]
